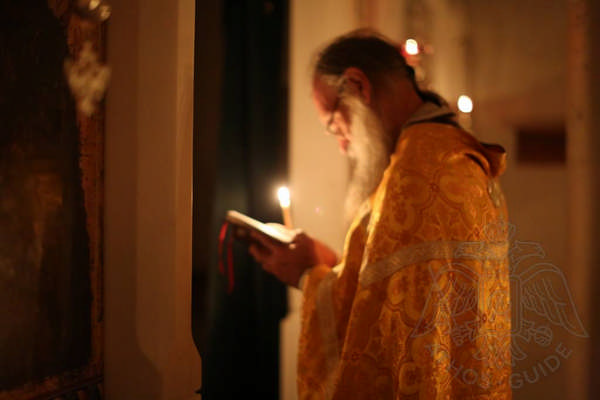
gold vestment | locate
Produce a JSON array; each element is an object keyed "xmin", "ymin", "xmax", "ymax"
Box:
[{"xmin": 299, "ymin": 123, "xmax": 512, "ymax": 399}]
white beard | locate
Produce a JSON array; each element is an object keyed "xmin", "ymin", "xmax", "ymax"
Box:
[{"xmin": 343, "ymin": 98, "xmax": 394, "ymax": 226}]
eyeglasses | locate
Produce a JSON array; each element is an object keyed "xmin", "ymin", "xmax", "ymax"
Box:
[{"xmin": 325, "ymin": 96, "xmax": 341, "ymax": 135}]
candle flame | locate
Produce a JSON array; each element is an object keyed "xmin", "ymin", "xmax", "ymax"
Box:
[{"xmin": 277, "ymin": 186, "xmax": 290, "ymax": 208}]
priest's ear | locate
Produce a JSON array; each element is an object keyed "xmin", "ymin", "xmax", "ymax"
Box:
[{"xmin": 341, "ymin": 67, "xmax": 372, "ymax": 105}]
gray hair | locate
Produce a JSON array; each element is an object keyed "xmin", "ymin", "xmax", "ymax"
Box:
[{"xmin": 313, "ymin": 29, "xmax": 446, "ymax": 106}]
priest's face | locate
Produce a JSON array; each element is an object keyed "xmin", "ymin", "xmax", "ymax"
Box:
[
  {"xmin": 312, "ymin": 76, "xmax": 394, "ymax": 222},
  {"xmin": 312, "ymin": 76, "xmax": 353, "ymax": 154}
]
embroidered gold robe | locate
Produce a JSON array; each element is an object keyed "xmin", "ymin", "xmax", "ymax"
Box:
[{"xmin": 298, "ymin": 123, "xmax": 512, "ymax": 399}]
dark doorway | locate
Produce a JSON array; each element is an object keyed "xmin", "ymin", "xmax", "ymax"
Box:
[{"xmin": 192, "ymin": 0, "xmax": 290, "ymax": 398}]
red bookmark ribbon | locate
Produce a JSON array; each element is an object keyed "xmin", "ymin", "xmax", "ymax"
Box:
[{"xmin": 218, "ymin": 221, "xmax": 235, "ymax": 293}]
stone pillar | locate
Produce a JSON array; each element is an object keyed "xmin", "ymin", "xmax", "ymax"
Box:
[
  {"xmin": 566, "ymin": 0, "xmax": 600, "ymax": 399},
  {"xmin": 105, "ymin": 0, "xmax": 202, "ymax": 398}
]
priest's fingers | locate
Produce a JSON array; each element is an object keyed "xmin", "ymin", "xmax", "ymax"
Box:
[
  {"xmin": 249, "ymin": 247, "xmax": 281, "ymax": 277},
  {"xmin": 291, "ymin": 231, "xmax": 311, "ymax": 247},
  {"xmin": 249, "ymin": 242, "xmax": 270, "ymax": 264},
  {"xmin": 262, "ymin": 261, "xmax": 277, "ymax": 275},
  {"xmin": 291, "ymin": 228, "xmax": 306, "ymax": 239}
]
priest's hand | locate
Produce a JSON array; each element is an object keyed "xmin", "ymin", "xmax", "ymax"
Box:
[{"xmin": 248, "ymin": 227, "xmax": 338, "ymax": 288}]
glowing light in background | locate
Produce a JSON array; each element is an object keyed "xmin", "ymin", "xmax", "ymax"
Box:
[
  {"xmin": 404, "ymin": 39, "xmax": 420, "ymax": 55},
  {"xmin": 457, "ymin": 95, "xmax": 473, "ymax": 113}
]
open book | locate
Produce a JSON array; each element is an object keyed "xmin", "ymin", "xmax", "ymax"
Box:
[{"xmin": 225, "ymin": 210, "xmax": 294, "ymax": 245}]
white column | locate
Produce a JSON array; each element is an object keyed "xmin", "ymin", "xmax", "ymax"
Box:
[{"xmin": 105, "ymin": 0, "xmax": 202, "ymax": 398}]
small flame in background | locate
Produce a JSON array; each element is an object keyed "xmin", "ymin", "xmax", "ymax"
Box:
[
  {"xmin": 458, "ymin": 95, "xmax": 474, "ymax": 113},
  {"xmin": 404, "ymin": 38, "xmax": 420, "ymax": 56}
]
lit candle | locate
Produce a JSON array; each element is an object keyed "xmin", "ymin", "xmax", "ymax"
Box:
[{"xmin": 277, "ymin": 186, "xmax": 293, "ymax": 229}]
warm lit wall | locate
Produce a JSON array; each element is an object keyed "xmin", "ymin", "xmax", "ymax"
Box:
[
  {"xmin": 565, "ymin": 1, "xmax": 600, "ymax": 398},
  {"xmin": 104, "ymin": 0, "xmax": 202, "ymax": 399}
]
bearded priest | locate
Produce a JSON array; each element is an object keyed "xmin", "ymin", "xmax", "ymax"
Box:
[{"xmin": 250, "ymin": 30, "xmax": 512, "ymax": 400}]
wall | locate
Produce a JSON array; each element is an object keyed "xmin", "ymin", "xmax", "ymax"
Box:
[
  {"xmin": 104, "ymin": 0, "xmax": 202, "ymax": 398},
  {"xmin": 566, "ymin": 0, "xmax": 600, "ymax": 398}
]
